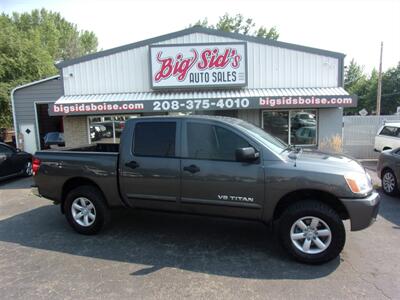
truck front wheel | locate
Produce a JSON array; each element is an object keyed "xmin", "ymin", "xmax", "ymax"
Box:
[
  {"xmin": 278, "ymin": 201, "xmax": 346, "ymax": 264},
  {"xmin": 64, "ymin": 185, "xmax": 110, "ymax": 235}
]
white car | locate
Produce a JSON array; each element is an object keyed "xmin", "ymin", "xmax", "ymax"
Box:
[{"xmin": 374, "ymin": 123, "xmax": 400, "ymax": 152}]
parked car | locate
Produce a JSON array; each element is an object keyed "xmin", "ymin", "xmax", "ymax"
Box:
[
  {"xmin": 294, "ymin": 126, "xmax": 316, "ymax": 144},
  {"xmin": 92, "ymin": 122, "xmax": 113, "ymax": 138},
  {"xmin": 291, "ymin": 112, "xmax": 316, "ymax": 129},
  {"xmin": 32, "ymin": 116, "xmax": 379, "ymax": 264},
  {"xmin": 0, "ymin": 142, "xmax": 32, "ymax": 181},
  {"xmin": 89, "ymin": 125, "xmax": 108, "ymax": 141},
  {"xmin": 43, "ymin": 132, "xmax": 65, "ymax": 148},
  {"xmin": 96, "ymin": 121, "xmax": 125, "ymax": 138},
  {"xmin": 374, "ymin": 123, "xmax": 400, "ymax": 152},
  {"xmin": 377, "ymin": 148, "xmax": 400, "ymax": 195}
]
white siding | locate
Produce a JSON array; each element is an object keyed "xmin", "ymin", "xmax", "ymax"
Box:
[{"xmin": 62, "ymin": 33, "xmax": 339, "ymax": 96}]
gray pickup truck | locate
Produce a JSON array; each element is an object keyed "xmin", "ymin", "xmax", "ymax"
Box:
[{"xmin": 32, "ymin": 115, "xmax": 380, "ymax": 264}]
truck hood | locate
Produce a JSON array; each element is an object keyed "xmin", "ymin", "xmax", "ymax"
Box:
[{"xmin": 287, "ymin": 149, "xmax": 365, "ymax": 174}]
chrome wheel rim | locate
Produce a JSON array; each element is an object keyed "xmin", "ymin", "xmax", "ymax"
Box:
[
  {"xmin": 71, "ymin": 197, "xmax": 96, "ymax": 227},
  {"xmin": 290, "ymin": 216, "xmax": 332, "ymax": 254},
  {"xmin": 383, "ymin": 172, "xmax": 395, "ymax": 193},
  {"xmin": 25, "ymin": 162, "xmax": 33, "ymax": 176}
]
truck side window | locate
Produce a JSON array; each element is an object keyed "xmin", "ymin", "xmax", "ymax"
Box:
[
  {"xmin": 186, "ymin": 122, "xmax": 250, "ymax": 161},
  {"xmin": 134, "ymin": 122, "xmax": 176, "ymax": 157}
]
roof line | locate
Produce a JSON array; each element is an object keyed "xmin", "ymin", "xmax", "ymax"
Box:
[
  {"xmin": 11, "ymin": 75, "xmax": 60, "ymax": 93},
  {"xmin": 56, "ymin": 26, "xmax": 345, "ymax": 69}
]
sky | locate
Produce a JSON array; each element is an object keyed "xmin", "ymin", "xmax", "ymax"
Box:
[{"xmin": 1, "ymin": 0, "xmax": 399, "ymax": 73}]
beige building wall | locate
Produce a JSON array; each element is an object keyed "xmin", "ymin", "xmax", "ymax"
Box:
[{"xmin": 63, "ymin": 116, "xmax": 89, "ymax": 147}]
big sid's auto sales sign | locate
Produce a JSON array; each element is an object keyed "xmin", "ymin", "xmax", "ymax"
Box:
[{"xmin": 149, "ymin": 43, "xmax": 247, "ymax": 89}]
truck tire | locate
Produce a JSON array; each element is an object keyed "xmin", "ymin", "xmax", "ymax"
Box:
[
  {"xmin": 278, "ymin": 201, "xmax": 346, "ymax": 264},
  {"xmin": 381, "ymin": 168, "xmax": 398, "ymax": 196},
  {"xmin": 64, "ymin": 185, "xmax": 110, "ymax": 235}
]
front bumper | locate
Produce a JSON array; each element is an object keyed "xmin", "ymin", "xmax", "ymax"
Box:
[{"xmin": 340, "ymin": 191, "xmax": 380, "ymax": 231}]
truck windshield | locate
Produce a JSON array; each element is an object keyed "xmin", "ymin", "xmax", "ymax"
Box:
[{"xmin": 234, "ymin": 119, "xmax": 288, "ymax": 154}]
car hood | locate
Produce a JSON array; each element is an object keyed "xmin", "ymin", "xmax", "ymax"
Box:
[{"xmin": 287, "ymin": 149, "xmax": 365, "ymax": 174}]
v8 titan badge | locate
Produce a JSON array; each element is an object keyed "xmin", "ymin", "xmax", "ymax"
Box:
[{"xmin": 218, "ymin": 194, "xmax": 254, "ymax": 203}]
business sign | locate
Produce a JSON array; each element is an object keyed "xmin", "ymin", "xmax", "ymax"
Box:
[
  {"xmin": 149, "ymin": 43, "xmax": 247, "ymax": 89},
  {"xmin": 49, "ymin": 95, "xmax": 357, "ymax": 116}
]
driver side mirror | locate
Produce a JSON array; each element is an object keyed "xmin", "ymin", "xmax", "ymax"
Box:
[{"xmin": 235, "ymin": 147, "xmax": 259, "ymax": 162}]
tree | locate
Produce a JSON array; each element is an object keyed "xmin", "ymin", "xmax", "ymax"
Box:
[
  {"xmin": 193, "ymin": 13, "xmax": 279, "ymax": 40},
  {"xmin": 344, "ymin": 61, "xmax": 385, "ymax": 115},
  {"xmin": 11, "ymin": 9, "xmax": 98, "ymax": 61},
  {"xmin": 0, "ymin": 9, "xmax": 99, "ymax": 128},
  {"xmin": 381, "ymin": 63, "xmax": 400, "ymax": 114},
  {"xmin": 344, "ymin": 59, "xmax": 400, "ymax": 116},
  {"xmin": 344, "ymin": 59, "xmax": 369, "ymax": 114}
]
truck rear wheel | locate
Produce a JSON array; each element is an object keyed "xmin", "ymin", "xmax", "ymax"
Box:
[
  {"xmin": 278, "ymin": 201, "xmax": 345, "ymax": 264},
  {"xmin": 64, "ymin": 185, "xmax": 110, "ymax": 235}
]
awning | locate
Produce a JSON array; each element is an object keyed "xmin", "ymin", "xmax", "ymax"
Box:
[{"xmin": 49, "ymin": 87, "xmax": 356, "ymax": 116}]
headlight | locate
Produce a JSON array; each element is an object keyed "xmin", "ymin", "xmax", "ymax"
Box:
[{"xmin": 344, "ymin": 172, "xmax": 373, "ymax": 194}]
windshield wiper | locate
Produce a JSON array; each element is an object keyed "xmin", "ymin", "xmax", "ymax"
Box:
[{"xmin": 280, "ymin": 144, "xmax": 302, "ymax": 154}]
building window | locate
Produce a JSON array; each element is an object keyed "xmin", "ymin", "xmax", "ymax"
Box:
[
  {"xmin": 262, "ymin": 110, "xmax": 317, "ymax": 146},
  {"xmin": 88, "ymin": 115, "xmax": 139, "ymax": 144}
]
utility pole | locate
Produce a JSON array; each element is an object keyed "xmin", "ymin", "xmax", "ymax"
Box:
[{"xmin": 376, "ymin": 41, "xmax": 383, "ymax": 115}]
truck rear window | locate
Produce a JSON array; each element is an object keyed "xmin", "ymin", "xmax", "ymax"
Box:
[{"xmin": 133, "ymin": 122, "xmax": 176, "ymax": 157}]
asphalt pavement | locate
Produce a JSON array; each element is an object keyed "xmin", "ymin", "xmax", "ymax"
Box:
[{"xmin": 0, "ymin": 171, "xmax": 399, "ymax": 299}]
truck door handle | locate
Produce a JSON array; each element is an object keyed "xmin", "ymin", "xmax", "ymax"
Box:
[
  {"xmin": 183, "ymin": 164, "xmax": 200, "ymax": 174},
  {"xmin": 126, "ymin": 161, "xmax": 139, "ymax": 169}
]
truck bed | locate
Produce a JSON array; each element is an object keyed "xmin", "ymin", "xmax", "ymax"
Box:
[
  {"xmin": 33, "ymin": 143, "xmax": 122, "ymax": 207},
  {"xmin": 48, "ymin": 143, "xmax": 119, "ymax": 153}
]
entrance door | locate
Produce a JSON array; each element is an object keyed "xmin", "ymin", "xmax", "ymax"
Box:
[
  {"xmin": 20, "ymin": 124, "xmax": 37, "ymax": 154},
  {"xmin": 119, "ymin": 120, "xmax": 181, "ymax": 211},
  {"xmin": 36, "ymin": 103, "xmax": 64, "ymax": 150},
  {"xmin": 180, "ymin": 120, "xmax": 264, "ymax": 219}
]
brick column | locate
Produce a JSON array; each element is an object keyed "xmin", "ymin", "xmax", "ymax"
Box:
[{"xmin": 63, "ymin": 116, "xmax": 89, "ymax": 147}]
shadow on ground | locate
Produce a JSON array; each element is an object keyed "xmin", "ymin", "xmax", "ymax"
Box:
[
  {"xmin": 375, "ymin": 188, "xmax": 400, "ymax": 227},
  {"xmin": 0, "ymin": 176, "xmax": 32, "ymax": 190},
  {"xmin": 0, "ymin": 203, "xmax": 340, "ymax": 280}
]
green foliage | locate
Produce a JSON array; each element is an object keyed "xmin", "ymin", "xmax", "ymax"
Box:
[
  {"xmin": 0, "ymin": 9, "xmax": 98, "ymax": 128},
  {"xmin": 344, "ymin": 60, "xmax": 400, "ymax": 115},
  {"xmin": 381, "ymin": 63, "xmax": 400, "ymax": 114},
  {"xmin": 193, "ymin": 13, "xmax": 279, "ymax": 40}
]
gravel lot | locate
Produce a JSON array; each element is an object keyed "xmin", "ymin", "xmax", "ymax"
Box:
[{"xmin": 0, "ymin": 166, "xmax": 399, "ymax": 299}]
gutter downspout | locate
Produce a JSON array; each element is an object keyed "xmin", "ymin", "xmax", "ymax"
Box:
[{"xmin": 10, "ymin": 87, "xmax": 19, "ymax": 148}]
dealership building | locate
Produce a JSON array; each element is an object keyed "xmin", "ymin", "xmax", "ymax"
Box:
[{"xmin": 11, "ymin": 26, "xmax": 356, "ymax": 153}]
